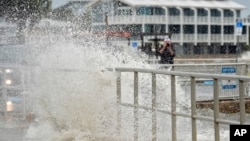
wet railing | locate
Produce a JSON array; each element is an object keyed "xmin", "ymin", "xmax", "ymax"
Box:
[{"xmin": 115, "ymin": 67, "xmax": 250, "ymax": 141}]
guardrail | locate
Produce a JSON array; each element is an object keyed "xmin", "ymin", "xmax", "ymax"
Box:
[
  {"xmin": 154, "ymin": 63, "xmax": 250, "ymax": 100},
  {"xmin": 115, "ymin": 67, "xmax": 250, "ymax": 141},
  {"xmin": 150, "ymin": 63, "xmax": 249, "ymax": 75}
]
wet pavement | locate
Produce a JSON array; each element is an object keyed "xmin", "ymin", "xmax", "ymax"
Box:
[{"xmin": 0, "ymin": 114, "xmax": 28, "ymax": 141}]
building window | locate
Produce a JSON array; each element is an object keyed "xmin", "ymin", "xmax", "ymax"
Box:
[
  {"xmin": 223, "ymin": 26, "xmax": 234, "ymax": 34},
  {"xmin": 116, "ymin": 9, "xmax": 132, "ymax": 15},
  {"xmin": 136, "ymin": 7, "xmax": 165, "ymax": 15},
  {"xmin": 183, "ymin": 8, "xmax": 194, "ymax": 16},
  {"xmin": 145, "ymin": 24, "xmax": 166, "ymax": 33},
  {"xmin": 224, "ymin": 9, "xmax": 233, "ymax": 17},
  {"xmin": 211, "ymin": 9, "xmax": 221, "ymax": 17},
  {"xmin": 169, "ymin": 25, "xmax": 180, "ymax": 33},
  {"xmin": 243, "ymin": 26, "xmax": 247, "ymax": 34},
  {"xmin": 183, "ymin": 25, "xmax": 194, "ymax": 34},
  {"xmin": 236, "ymin": 10, "xmax": 240, "ymax": 17},
  {"xmin": 168, "ymin": 8, "xmax": 180, "ymax": 16},
  {"xmin": 198, "ymin": 25, "xmax": 208, "ymax": 34},
  {"xmin": 197, "ymin": 8, "xmax": 207, "ymax": 16},
  {"xmin": 136, "ymin": 7, "xmax": 153, "ymax": 15},
  {"xmin": 211, "ymin": 25, "xmax": 221, "ymax": 34},
  {"xmin": 154, "ymin": 7, "xmax": 165, "ymax": 15}
]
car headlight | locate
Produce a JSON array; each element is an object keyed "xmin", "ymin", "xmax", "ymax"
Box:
[
  {"xmin": 6, "ymin": 101, "xmax": 13, "ymax": 112},
  {"xmin": 5, "ymin": 79, "xmax": 12, "ymax": 85}
]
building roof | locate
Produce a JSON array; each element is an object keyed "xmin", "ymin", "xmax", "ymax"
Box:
[{"xmin": 119, "ymin": 0, "xmax": 245, "ymax": 10}]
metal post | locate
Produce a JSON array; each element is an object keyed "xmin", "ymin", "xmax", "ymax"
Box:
[
  {"xmin": 171, "ymin": 75, "xmax": 177, "ymax": 141},
  {"xmin": 21, "ymin": 66, "xmax": 26, "ymax": 119},
  {"xmin": 116, "ymin": 71, "xmax": 121, "ymax": 134},
  {"xmin": 152, "ymin": 73, "xmax": 157, "ymax": 141},
  {"xmin": 239, "ymin": 80, "xmax": 246, "ymax": 124},
  {"xmin": 191, "ymin": 77, "xmax": 197, "ymax": 141},
  {"xmin": 134, "ymin": 72, "xmax": 139, "ymax": 141},
  {"xmin": 236, "ymin": 35, "xmax": 240, "ymax": 63},
  {"xmin": 213, "ymin": 78, "xmax": 220, "ymax": 141},
  {"xmin": 1, "ymin": 69, "xmax": 7, "ymax": 116}
]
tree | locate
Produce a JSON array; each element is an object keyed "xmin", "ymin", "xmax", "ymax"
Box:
[{"xmin": 0, "ymin": 0, "xmax": 52, "ymax": 43}]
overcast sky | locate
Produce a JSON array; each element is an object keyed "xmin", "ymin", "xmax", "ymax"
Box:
[
  {"xmin": 233, "ymin": 0, "xmax": 250, "ymax": 17},
  {"xmin": 52, "ymin": 0, "xmax": 250, "ymax": 17}
]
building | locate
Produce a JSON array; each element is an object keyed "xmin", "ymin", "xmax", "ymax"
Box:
[{"xmin": 89, "ymin": 0, "xmax": 249, "ymax": 57}]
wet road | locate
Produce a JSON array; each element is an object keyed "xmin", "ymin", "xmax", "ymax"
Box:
[{"xmin": 0, "ymin": 114, "xmax": 28, "ymax": 141}]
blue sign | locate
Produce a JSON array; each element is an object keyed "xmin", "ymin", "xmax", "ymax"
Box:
[
  {"xmin": 222, "ymin": 85, "xmax": 237, "ymax": 89},
  {"xmin": 222, "ymin": 67, "xmax": 236, "ymax": 73},
  {"xmin": 236, "ymin": 22, "xmax": 243, "ymax": 36},
  {"xmin": 221, "ymin": 67, "xmax": 237, "ymax": 89},
  {"xmin": 204, "ymin": 80, "xmax": 213, "ymax": 85},
  {"xmin": 236, "ymin": 22, "xmax": 243, "ymax": 28},
  {"xmin": 132, "ymin": 42, "xmax": 137, "ymax": 48}
]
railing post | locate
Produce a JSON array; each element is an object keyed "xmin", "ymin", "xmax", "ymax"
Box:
[
  {"xmin": 134, "ymin": 72, "xmax": 139, "ymax": 141},
  {"xmin": 239, "ymin": 80, "xmax": 246, "ymax": 124},
  {"xmin": 171, "ymin": 74, "xmax": 177, "ymax": 141},
  {"xmin": 152, "ymin": 73, "xmax": 157, "ymax": 141},
  {"xmin": 1, "ymin": 68, "xmax": 7, "ymax": 116},
  {"xmin": 21, "ymin": 66, "xmax": 26, "ymax": 119},
  {"xmin": 191, "ymin": 77, "xmax": 197, "ymax": 141},
  {"xmin": 213, "ymin": 78, "xmax": 220, "ymax": 141},
  {"xmin": 116, "ymin": 71, "xmax": 121, "ymax": 134},
  {"xmin": 244, "ymin": 64, "xmax": 248, "ymax": 76}
]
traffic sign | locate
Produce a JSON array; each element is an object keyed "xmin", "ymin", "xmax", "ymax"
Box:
[
  {"xmin": 221, "ymin": 67, "xmax": 237, "ymax": 89},
  {"xmin": 236, "ymin": 22, "xmax": 243, "ymax": 28},
  {"xmin": 222, "ymin": 67, "xmax": 236, "ymax": 73},
  {"xmin": 132, "ymin": 42, "xmax": 138, "ymax": 48},
  {"xmin": 235, "ymin": 22, "xmax": 243, "ymax": 36}
]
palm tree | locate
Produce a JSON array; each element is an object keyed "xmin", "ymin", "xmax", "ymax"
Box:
[{"xmin": 0, "ymin": 0, "xmax": 52, "ymax": 43}]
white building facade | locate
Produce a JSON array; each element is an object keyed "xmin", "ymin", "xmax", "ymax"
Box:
[{"xmin": 91, "ymin": 0, "xmax": 248, "ymax": 56}]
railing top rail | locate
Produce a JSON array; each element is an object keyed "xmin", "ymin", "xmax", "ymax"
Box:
[
  {"xmin": 156, "ymin": 63, "xmax": 248, "ymax": 67},
  {"xmin": 115, "ymin": 67, "xmax": 250, "ymax": 81}
]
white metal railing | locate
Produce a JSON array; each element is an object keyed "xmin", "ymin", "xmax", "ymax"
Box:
[
  {"xmin": 211, "ymin": 17, "xmax": 222, "ymax": 24},
  {"xmin": 211, "ymin": 34, "xmax": 221, "ymax": 42},
  {"xmin": 183, "ymin": 34, "xmax": 194, "ymax": 42},
  {"xmin": 109, "ymin": 15, "xmax": 166, "ymax": 24},
  {"xmin": 108, "ymin": 15, "xmax": 237, "ymax": 25},
  {"xmin": 115, "ymin": 67, "xmax": 250, "ymax": 141},
  {"xmin": 223, "ymin": 34, "xmax": 234, "ymax": 42},
  {"xmin": 183, "ymin": 16, "xmax": 195, "ymax": 24},
  {"xmin": 197, "ymin": 17, "xmax": 208, "ymax": 24},
  {"xmin": 197, "ymin": 34, "xmax": 208, "ymax": 42},
  {"xmin": 223, "ymin": 17, "xmax": 234, "ymax": 24}
]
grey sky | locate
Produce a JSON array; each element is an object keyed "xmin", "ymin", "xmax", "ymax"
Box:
[
  {"xmin": 233, "ymin": 0, "xmax": 250, "ymax": 17},
  {"xmin": 52, "ymin": 0, "xmax": 250, "ymax": 17}
]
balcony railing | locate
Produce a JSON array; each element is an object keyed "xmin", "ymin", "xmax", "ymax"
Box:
[
  {"xmin": 183, "ymin": 16, "xmax": 195, "ymax": 24},
  {"xmin": 197, "ymin": 34, "xmax": 208, "ymax": 42},
  {"xmin": 224, "ymin": 17, "xmax": 235, "ymax": 24},
  {"xmin": 108, "ymin": 15, "xmax": 166, "ymax": 24},
  {"xmin": 197, "ymin": 17, "xmax": 208, "ymax": 24},
  {"xmin": 211, "ymin": 17, "xmax": 222, "ymax": 24},
  {"xmin": 108, "ymin": 15, "xmax": 236, "ymax": 26},
  {"xmin": 183, "ymin": 34, "xmax": 194, "ymax": 42}
]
